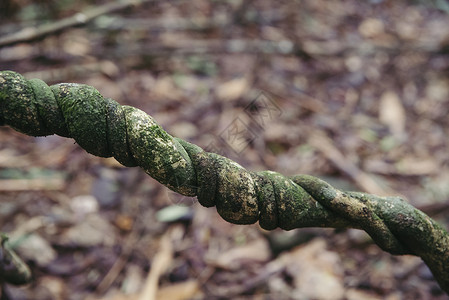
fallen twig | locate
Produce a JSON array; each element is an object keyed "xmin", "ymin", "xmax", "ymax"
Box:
[{"xmin": 0, "ymin": 0, "xmax": 153, "ymax": 48}]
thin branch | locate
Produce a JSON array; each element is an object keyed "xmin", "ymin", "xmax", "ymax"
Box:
[{"xmin": 0, "ymin": 0, "xmax": 153, "ymax": 48}]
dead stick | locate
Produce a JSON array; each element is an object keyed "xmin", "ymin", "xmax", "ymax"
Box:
[{"xmin": 0, "ymin": 0, "xmax": 153, "ymax": 48}]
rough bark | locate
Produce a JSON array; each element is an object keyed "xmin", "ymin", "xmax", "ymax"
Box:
[{"xmin": 1, "ymin": 70, "xmax": 448, "ymax": 294}]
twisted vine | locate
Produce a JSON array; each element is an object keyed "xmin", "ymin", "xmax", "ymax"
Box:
[{"xmin": 0, "ymin": 70, "xmax": 448, "ymax": 294}]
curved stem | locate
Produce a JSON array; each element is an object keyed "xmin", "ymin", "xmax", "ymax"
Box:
[{"xmin": 1, "ymin": 70, "xmax": 448, "ymax": 294}]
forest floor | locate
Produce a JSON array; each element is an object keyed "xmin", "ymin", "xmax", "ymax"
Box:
[{"xmin": 1, "ymin": 0, "xmax": 449, "ymax": 299}]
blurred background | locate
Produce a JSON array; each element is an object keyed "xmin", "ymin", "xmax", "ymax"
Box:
[{"xmin": 1, "ymin": 0, "xmax": 449, "ymax": 299}]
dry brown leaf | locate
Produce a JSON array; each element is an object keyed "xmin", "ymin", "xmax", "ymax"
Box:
[
  {"xmin": 215, "ymin": 77, "xmax": 249, "ymax": 101},
  {"xmin": 38, "ymin": 276, "xmax": 67, "ymax": 300},
  {"xmin": 138, "ymin": 229, "xmax": 174, "ymax": 300},
  {"xmin": 61, "ymin": 214, "xmax": 116, "ymax": 247},
  {"xmin": 345, "ymin": 288, "xmax": 383, "ymax": 300},
  {"xmin": 208, "ymin": 238, "xmax": 271, "ymax": 270},
  {"xmin": 379, "ymin": 91, "xmax": 406, "ymax": 137},
  {"xmin": 153, "ymin": 76, "xmax": 183, "ymax": 100},
  {"xmin": 86, "ymin": 292, "xmax": 138, "ymax": 300},
  {"xmin": 364, "ymin": 157, "xmax": 438, "ymax": 176},
  {"xmin": 62, "ymin": 31, "xmax": 91, "ymax": 56},
  {"xmin": 16, "ymin": 234, "xmax": 58, "ymax": 267},
  {"xmin": 309, "ymin": 132, "xmax": 395, "ymax": 196},
  {"xmin": 281, "ymin": 238, "xmax": 345, "ymax": 300},
  {"xmin": 395, "ymin": 157, "xmax": 438, "ymax": 176},
  {"xmin": 169, "ymin": 122, "xmax": 198, "ymax": 140},
  {"xmin": 425, "ymin": 78, "xmax": 449, "ymax": 102},
  {"xmin": 0, "ymin": 149, "xmax": 30, "ymax": 168},
  {"xmin": 156, "ymin": 280, "xmax": 200, "ymax": 300},
  {"xmin": 359, "ymin": 18, "xmax": 385, "ymax": 38},
  {"xmin": 90, "ymin": 280, "xmax": 200, "ymax": 300},
  {"xmin": 0, "ymin": 178, "xmax": 65, "ymax": 191}
]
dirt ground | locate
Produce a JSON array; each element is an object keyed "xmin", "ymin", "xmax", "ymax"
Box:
[{"xmin": 1, "ymin": 0, "xmax": 449, "ymax": 299}]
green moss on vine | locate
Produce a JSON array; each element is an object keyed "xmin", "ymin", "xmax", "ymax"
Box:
[
  {"xmin": 124, "ymin": 107, "xmax": 197, "ymax": 196},
  {"xmin": 53, "ymin": 83, "xmax": 110, "ymax": 157},
  {"xmin": 215, "ymin": 156, "xmax": 258, "ymax": 224},
  {"xmin": 253, "ymin": 171, "xmax": 278, "ymax": 230},
  {"xmin": 0, "ymin": 71, "xmax": 48, "ymax": 136},
  {"xmin": 105, "ymin": 102, "xmax": 137, "ymax": 167},
  {"xmin": 1, "ymin": 70, "xmax": 449, "ymax": 294},
  {"xmin": 191, "ymin": 151, "xmax": 219, "ymax": 207},
  {"xmin": 29, "ymin": 78, "xmax": 69, "ymax": 137}
]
